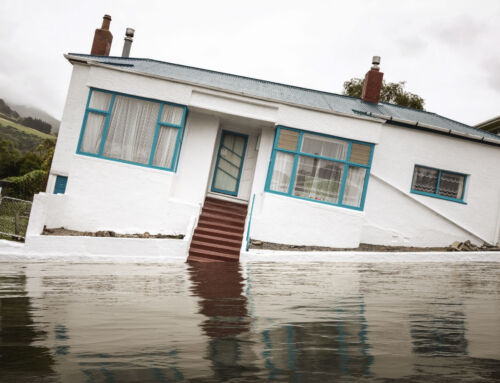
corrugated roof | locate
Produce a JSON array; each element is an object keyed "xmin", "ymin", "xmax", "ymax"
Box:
[{"xmin": 68, "ymin": 53, "xmax": 500, "ymax": 144}]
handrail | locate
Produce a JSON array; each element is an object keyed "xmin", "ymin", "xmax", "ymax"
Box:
[{"xmin": 245, "ymin": 194, "xmax": 256, "ymax": 251}]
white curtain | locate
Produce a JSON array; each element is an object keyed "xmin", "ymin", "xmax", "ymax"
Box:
[
  {"xmin": 161, "ymin": 105, "xmax": 184, "ymax": 125},
  {"xmin": 270, "ymin": 152, "xmax": 294, "ymax": 193},
  {"xmin": 343, "ymin": 166, "xmax": 366, "ymax": 207},
  {"xmin": 413, "ymin": 167, "xmax": 438, "ymax": 193},
  {"xmin": 293, "ymin": 157, "xmax": 343, "ymax": 203},
  {"xmin": 81, "ymin": 112, "xmax": 106, "ymax": 154},
  {"xmin": 438, "ymin": 172, "xmax": 465, "ymax": 199},
  {"xmin": 301, "ymin": 134, "xmax": 348, "ymax": 160},
  {"xmin": 102, "ymin": 95, "xmax": 159, "ymax": 164},
  {"xmin": 152, "ymin": 126, "xmax": 177, "ymax": 168},
  {"xmin": 89, "ymin": 91, "xmax": 111, "ymax": 111}
]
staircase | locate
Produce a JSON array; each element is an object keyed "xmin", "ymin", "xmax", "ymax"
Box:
[{"xmin": 187, "ymin": 197, "xmax": 248, "ymax": 263}]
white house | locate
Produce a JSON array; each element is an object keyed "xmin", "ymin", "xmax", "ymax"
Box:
[{"xmin": 25, "ymin": 16, "xmax": 500, "ymax": 261}]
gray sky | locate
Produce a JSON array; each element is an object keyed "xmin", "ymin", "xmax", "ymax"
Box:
[{"xmin": 1, "ymin": 0, "xmax": 499, "ymax": 125}]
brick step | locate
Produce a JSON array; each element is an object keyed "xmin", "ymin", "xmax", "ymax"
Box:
[
  {"xmin": 204, "ymin": 198, "xmax": 248, "ymax": 212},
  {"xmin": 187, "ymin": 255, "xmax": 224, "ymax": 263},
  {"xmin": 199, "ymin": 212, "xmax": 246, "ymax": 226},
  {"xmin": 197, "ymin": 219, "xmax": 245, "ymax": 234},
  {"xmin": 188, "ymin": 248, "xmax": 239, "ymax": 262},
  {"xmin": 190, "ymin": 240, "xmax": 241, "ymax": 256},
  {"xmin": 203, "ymin": 203, "xmax": 248, "ymax": 216},
  {"xmin": 194, "ymin": 227, "xmax": 243, "ymax": 241},
  {"xmin": 192, "ymin": 233, "xmax": 242, "ymax": 248},
  {"xmin": 201, "ymin": 206, "xmax": 247, "ymax": 220}
]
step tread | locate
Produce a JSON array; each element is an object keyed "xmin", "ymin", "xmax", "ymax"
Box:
[
  {"xmin": 191, "ymin": 240, "xmax": 241, "ymax": 252},
  {"xmin": 189, "ymin": 248, "xmax": 239, "ymax": 262},
  {"xmin": 187, "ymin": 255, "xmax": 224, "ymax": 263},
  {"xmin": 194, "ymin": 227, "xmax": 244, "ymax": 240},
  {"xmin": 199, "ymin": 212, "xmax": 246, "ymax": 224},
  {"xmin": 197, "ymin": 219, "xmax": 245, "ymax": 233},
  {"xmin": 202, "ymin": 206, "xmax": 248, "ymax": 218},
  {"xmin": 192, "ymin": 233, "xmax": 242, "ymax": 246}
]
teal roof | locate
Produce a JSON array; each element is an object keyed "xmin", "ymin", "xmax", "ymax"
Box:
[{"xmin": 68, "ymin": 53, "xmax": 500, "ymax": 145}]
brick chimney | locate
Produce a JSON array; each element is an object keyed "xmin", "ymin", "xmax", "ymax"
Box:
[
  {"xmin": 91, "ymin": 15, "xmax": 113, "ymax": 56},
  {"xmin": 361, "ymin": 56, "xmax": 384, "ymax": 104}
]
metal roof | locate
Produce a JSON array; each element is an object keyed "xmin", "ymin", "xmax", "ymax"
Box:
[{"xmin": 67, "ymin": 53, "xmax": 500, "ymax": 144}]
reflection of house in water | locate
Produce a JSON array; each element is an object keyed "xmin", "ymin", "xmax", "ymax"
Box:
[
  {"xmin": 0, "ymin": 273, "xmax": 55, "ymax": 381},
  {"xmin": 188, "ymin": 262, "xmax": 257, "ymax": 381}
]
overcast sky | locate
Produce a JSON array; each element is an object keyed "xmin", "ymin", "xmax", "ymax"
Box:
[{"xmin": 1, "ymin": 0, "xmax": 499, "ymax": 125}]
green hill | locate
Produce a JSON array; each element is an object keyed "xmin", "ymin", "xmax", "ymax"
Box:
[{"xmin": 0, "ymin": 116, "xmax": 55, "ymax": 153}]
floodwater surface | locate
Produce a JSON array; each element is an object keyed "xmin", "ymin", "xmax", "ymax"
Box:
[{"xmin": 0, "ymin": 262, "xmax": 499, "ymax": 382}]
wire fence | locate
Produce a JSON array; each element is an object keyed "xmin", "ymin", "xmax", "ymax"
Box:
[{"xmin": 0, "ymin": 196, "xmax": 32, "ymax": 240}]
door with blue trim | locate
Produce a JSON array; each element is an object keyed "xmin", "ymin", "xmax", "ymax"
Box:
[{"xmin": 211, "ymin": 131, "xmax": 248, "ymax": 196}]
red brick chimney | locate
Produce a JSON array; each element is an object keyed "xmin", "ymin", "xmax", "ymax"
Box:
[
  {"xmin": 91, "ymin": 15, "xmax": 113, "ymax": 56},
  {"xmin": 361, "ymin": 56, "xmax": 384, "ymax": 104}
]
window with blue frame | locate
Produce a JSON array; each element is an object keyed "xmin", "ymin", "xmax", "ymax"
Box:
[
  {"xmin": 77, "ymin": 88, "xmax": 187, "ymax": 171},
  {"xmin": 54, "ymin": 175, "xmax": 68, "ymax": 194},
  {"xmin": 265, "ymin": 126, "xmax": 374, "ymax": 210},
  {"xmin": 411, "ymin": 165, "xmax": 467, "ymax": 203}
]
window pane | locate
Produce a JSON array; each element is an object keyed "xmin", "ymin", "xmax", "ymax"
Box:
[
  {"xmin": 213, "ymin": 170, "xmax": 237, "ymax": 192},
  {"xmin": 293, "ymin": 156, "xmax": 344, "ymax": 203},
  {"xmin": 89, "ymin": 90, "xmax": 111, "ymax": 111},
  {"xmin": 152, "ymin": 126, "xmax": 178, "ymax": 168},
  {"xmin": 343, "ymin": 166, "xmax": 366, "ymax": 207},
  {"xmin": 103, "ymin": 95, "xmax": 159, "ymax": 164},
  {"xmin": 270, "ymin": 152, "xmax": 294, "ymax": 193},
  {"xmin": 277, "ymin": 129, "xmax": 299, "ymax": 151},
  {"xmin": 412, "ymin": 167, "xmax": 438, "ymax": 194},
  {"xmin": 161, "ymin": 105, "xmax": 184, "ymax": 125},
  {"xmin": 301, "ymin": 133, "xmax": 348, "ymax": 160},
  {"xmin": 349, "ymin": 143, "xmax": 371, "ymax": 165},
  {"xmin": 439, "ymin": 172, "xmax": 465, "ymax": 199},
  {"xmin": 81, "ymin": 112, "xmax": 106, "ymax": 154}
]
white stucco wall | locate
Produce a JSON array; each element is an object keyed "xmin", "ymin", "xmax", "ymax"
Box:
[
  {"xmin": 362, "ymin": 124, "xmax": 500, "ymax": 246},
  {"xmin": 29, "ymin": 61, "xmax": 500, "ymax": 252}
]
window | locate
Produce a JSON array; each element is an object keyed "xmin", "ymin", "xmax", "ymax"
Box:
[
  {"xmin": 54, "ymin": 175, "xmax": 68, "ymax": 194},
  {"xmin": 411, "ymin": 165, "xmax": 467, "ymax": 203},
  {"xmin": 265, "ymin": 126, "xmax": 374, "ymax": 210},
  {"xmin": 77, "ymin": 88, "xmax": 187, "ymax": 171}
]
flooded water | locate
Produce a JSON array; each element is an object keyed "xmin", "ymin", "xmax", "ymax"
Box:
[{"xmin": 0, "ymin": 262, "xmax": 499, "ymax": 382}]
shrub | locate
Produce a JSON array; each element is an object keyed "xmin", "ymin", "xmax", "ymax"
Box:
[{"xmin": 3, "ymin": 170, "xmax": 48, "ymax": 200}]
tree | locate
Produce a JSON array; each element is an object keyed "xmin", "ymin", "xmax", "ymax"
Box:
[{"xmin": 343, "ymin": 78, "xmax": 425, "ymax": 110}]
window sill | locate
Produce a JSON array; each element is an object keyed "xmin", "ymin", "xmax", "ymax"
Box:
[{"xmin": 410, "ymin": 190, "xmax": 467, "ymax": 205}]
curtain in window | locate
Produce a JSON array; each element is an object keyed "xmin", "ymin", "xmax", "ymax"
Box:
[
  {"xmin": 293, "ymin": 157, "xmax": 343, "ymax": 203},
  {"xmin": 270, "ymin": 152, "xmax": 294, "ymax": 193},
  {"xmin": 343, "ymin": 166, "xmax": 366, "ymax": 207},
  {"xmin": 152, "ymin": 126, "xmax": 178, "ymax": 168},
  {"xmin": 439, "ymin": 172, "xmax": 465, "ymax": 199},
  {"xmin": 80, "ymin": 113, "xmax": 106, "ymax": 154},
  {"xmin": 161, "ymin": 105, "xmax": 184, "ymax": 125},
  {"xmin": 301, "ymin": 134, "xmax": 348, "ymax": 160},
  {"xmin": 102, "ymin": 96, "xmax": 159, "ymax": 164},
  {"xmin": 412, "ymin": 167, "xmax": 438, "ymax": 193},
  {"xmin": 89, "ymin": 91, "xmax": 111, "ymax": 111}
]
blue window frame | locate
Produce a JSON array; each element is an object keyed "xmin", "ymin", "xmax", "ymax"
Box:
[
  {"xmin": 54, "ymin": 175, "xmax": 68, "ymax": 194},
  {"xmin": 411, "ymin": 165, "xmax": 467, "ymax": 204},
  {"xmin": 76, "ymin": 88, "xmax": 188, "ymax": 172},
  {"xmin": 264, "ymin": 126, "xmax": 374, "ymax": 211}
]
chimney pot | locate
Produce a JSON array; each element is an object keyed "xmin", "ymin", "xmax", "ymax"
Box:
[
  {"xmin": 362, "ymin": 55, "xmax": 384, "ymax": 104},
  {"xmin": 121, "ymin": 28, "xmax": 135, "ymax": 58},
  {"xmin": 91, "ymin": 14, "xmax": 113, "ymax": 56}
]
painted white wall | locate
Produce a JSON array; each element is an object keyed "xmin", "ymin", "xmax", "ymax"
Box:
[
  {"xmin": 29, "ymin": 61, "xmax": 500, "ymax": 251},
  {"xmin": 363, "ymin": 124, "xmax": 500, "ymax": 246}
]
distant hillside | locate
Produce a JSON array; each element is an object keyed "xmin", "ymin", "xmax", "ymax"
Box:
[
  {"xmin": 0, "ymin": 116, "xmax": 55, "ymax": 153},
  {"xmin": 4, "ymin": 100, "xmax": 60, "ymax": 134}
]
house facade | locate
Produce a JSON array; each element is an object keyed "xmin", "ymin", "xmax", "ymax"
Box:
[{"xmin": 25, "ymin": 18, "xmax": 500, "ymax": 257}]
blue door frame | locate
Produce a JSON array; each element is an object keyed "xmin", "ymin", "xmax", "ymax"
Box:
[{"xmin": 211, "ymin": 130, "xmax": 248, "ymax": 197}]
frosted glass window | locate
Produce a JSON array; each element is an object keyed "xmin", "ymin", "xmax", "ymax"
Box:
[
  {"xmin": 89, "ymin": 90, "xmax": 111, "ymax": 111},
  {"xmin": 161, "ymin": 105, "xmax": 184, "ymax": 126},
  {"xmin": 80, "ymin": 112, "xmax": 106, "ymax": 154},
  {"xmin": 269, "ymin": 152, "xmax": 294, "ymax": 193}
]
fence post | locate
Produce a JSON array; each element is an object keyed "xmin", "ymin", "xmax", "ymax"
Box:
[{"xmin": 15, "ymin": 211, "xmax": 20, "ymax": 235}]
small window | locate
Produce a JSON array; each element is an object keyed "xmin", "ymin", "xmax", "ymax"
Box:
[
  {"xmin": 54, "ymin": 175, "xmax": 68, "ymax": 194},
  {"xmin": 411, "ymin": 165, "xmax": 466, "ymax": 203}
]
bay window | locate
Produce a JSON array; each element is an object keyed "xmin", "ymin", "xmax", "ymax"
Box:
[{"xmin": 265, "ymin": 126, "xmax": 374, "ymax": 210}]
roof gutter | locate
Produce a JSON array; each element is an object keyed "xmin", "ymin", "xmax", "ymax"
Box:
[{"xmin": 366, "ymin": 112, "xmax": 500, "ymax": 147}]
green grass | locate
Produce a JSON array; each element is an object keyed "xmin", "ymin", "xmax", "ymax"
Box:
[{"xmin": 0, "ymin": 116, "xmax": 55, "ymax": 140}]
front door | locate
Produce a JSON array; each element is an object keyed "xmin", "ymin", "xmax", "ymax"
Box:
[{"xmin": 211, "ymin": 130, "xmax": 248, "ymax": 196}]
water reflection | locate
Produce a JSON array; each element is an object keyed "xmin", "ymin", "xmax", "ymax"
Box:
[
  {"xmin": 0, "ymin": 273, "xmax": 55, "ymax": 382},
  {"xmin": 0, "ymin": 262, "xmax": 498, "ymax": 382}
]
